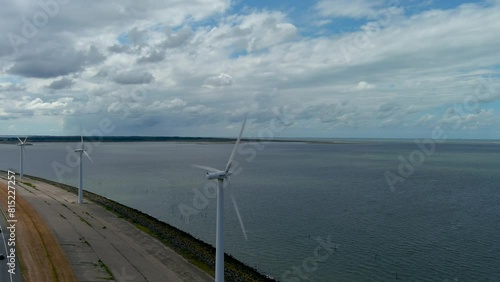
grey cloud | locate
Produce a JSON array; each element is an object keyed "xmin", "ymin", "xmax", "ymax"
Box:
[
  {"xmin": 46, "ymin": 78, "xmax": 74, "ymax": 90},
  {"xmin": 8, "ymin": 47, "xmax": 86, "ymax": 78},
  {"xmin": 113, "ymin": 71, "xmax": 154, "ymax": 84},
  {"xmin": 319, "ymin": 102, "xmax": 358, "ymax": 124},
  {"xmin": 108, "ymin": 44, "xmax": 144, "ymax": 55},
  {"xmin": 137, "ymin": 49, "xmax": 165, "ymax": 64},
  {"xmin": 8, "ymin": 44, "xmax": 105, "ymax": 78},
  {"xmin": 0, "ymin": 39, "xmax": 14, "ymax": 57},
  {"xmin": 128, "ymin": 27, "xmax": 148, "ymax": 45},
  {"xmin": 93, "ymin": 70, "xmax": 108, "ymax": 78},
  {"xmin": 108, "ymin": 44, "xmax": 132, "ymax": 54},
  {"xmin": 376, "ymin": 102, "xmax": 401, "ymax": 119},
  {"xmin": 254, "ymin": 93, "xmax": 274, "ymax": 110},
  {"xmin": 299, "ymin": 102, "xmax": 359, "ymax": 125},
  {"xmin": 86, "ymin": 45, "xmax": 106, "ymax": 64},
  {"xmin": 160, "ymin": 27, "xmax": 193, "ymax": 49},
  {"xmin": 21, "ymin": 0, "xmax": 229, "ymax": 38}
]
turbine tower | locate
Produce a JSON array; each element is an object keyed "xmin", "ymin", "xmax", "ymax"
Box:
[
  {"xmin": 17, "ymin": 137, "xmax": 33, "ymax": 178},
  {"xmin": 193, "ymin": 118, "xmax": 248, "ymax": 282},
  {"xmin": 75, "ymin": 131, "xmax": 92, "ymax": 204}
]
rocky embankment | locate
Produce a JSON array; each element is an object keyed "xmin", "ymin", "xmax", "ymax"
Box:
[{"xmin": 26, "ymin": 175, "xmax": 276, "ymax": 282}]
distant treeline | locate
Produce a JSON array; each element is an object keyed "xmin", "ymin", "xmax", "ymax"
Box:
[
  {"xmin": 0, "ymin": 136, "xmax": 316, "ymax": 144},
  {"xmin": 0, "ymin": 135, "xmax": 342, "ymax": 144},
  {"xmin": 0, "ymin": 136, "xmax": 235, "ymax": 143}
]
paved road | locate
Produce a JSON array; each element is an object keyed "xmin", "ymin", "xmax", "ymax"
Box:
[
  {"xmin": 1, "ymin": 177, "xmax": 212, "ymax": 282},
  {"xmin": 0, "ymin": 206, "xmax": 23, "ymax": 282}
]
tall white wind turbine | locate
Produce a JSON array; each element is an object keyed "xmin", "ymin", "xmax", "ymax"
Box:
[
  {"xmin": 193, "ymin": 118, "xmax": 248, "ymax": 282},
  {"xmin": 17, "ymin": 137, "xmax": 33, "ymax": 178},
  {"xmin": 75, "ymin": 131, "xmax": 92, "ymax": 204}
]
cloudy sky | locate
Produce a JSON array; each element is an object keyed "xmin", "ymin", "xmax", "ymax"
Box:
[{"xmin": 1, "ymin": 0, "xmax": 499, "ymax": 139}]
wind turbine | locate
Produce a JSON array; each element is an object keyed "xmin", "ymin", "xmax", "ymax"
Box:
[
  {"xmin": 74, "ymin": 131, "xmax": 92, "ymax": 204},
  {"xmin": 17, "ymin": 137, "xmax": 33, "ymax": 178},
  {"xmin": 193, "ymin": 118, "xmax": 248, "ymax": 282}
]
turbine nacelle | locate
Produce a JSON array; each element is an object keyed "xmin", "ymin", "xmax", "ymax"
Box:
[
  {"xmin": 16, "ymin": 136, "xmax": 32, "ymax": 178},
  {"xmin": 17, "ymin": 136, "xmax": 33, "ymax": 146},
  {"xmin": 206, "ymin": 170, "xmax": 232, "ymax": 180},
  {"xmin": 75, "ymin": 129, "xmax": 92, "ymax": 161}
]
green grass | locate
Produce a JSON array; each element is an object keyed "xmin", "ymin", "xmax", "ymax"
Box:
[
  {"xmin": 97, "ymin": 259, "xmax": 114, "ymax": 280},
  {"xmin": 134, "ymin": 223, "xmax": 154, "ymax": 236},
  {"xmin": 132, "ymin": 223, "xmax": 215, "ymax": 276},
  {"xmin": 21, "ymin": 181, "xmax": 38, "ymax": 190}
]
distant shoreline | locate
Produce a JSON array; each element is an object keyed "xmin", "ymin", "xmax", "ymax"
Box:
[
  {"xmin": 0, "ymin": 135, "xmax": 358, "ymax": 145},
  {"xmin": 1, "ymin": 136, "xmax": 498, "ymax": 145}
]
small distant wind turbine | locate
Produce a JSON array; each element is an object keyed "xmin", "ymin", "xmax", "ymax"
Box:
[
  {"xmin": 193, "ymin": 118, "xmax": 248, "ymax": 282},
  {"xmin": 74, "ymin": 131, "xmax": 92, "ymax": 204},
  {"xmin": 17, "ymin": 137, "xmax": 33, "ymax": 178}
]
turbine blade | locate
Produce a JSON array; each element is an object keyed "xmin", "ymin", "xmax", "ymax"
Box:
[
  {"xmin": 80, "ymin": 124, "xmax": 84, "ymax": 145},
  {"xmin": 230, "ymin": 187, "xmax": 248, "ymax": 241},
  {"xmin": 192, "ymin": 164, "xmax": 219, "ymax": 173},
  {"xmin": 17, "ymin": 136, "xmax": 23, "ymax": 144},
  {"xmin": 225, "ymin": 117, "xmax": 247, "ymax": 173},
  {"xmin": 23, "ymin": 136, "xmax": 28, "ymax": 143},
  {"xmin": 83, "ymin": 151, "xmax": 93, "ymax": 162}
]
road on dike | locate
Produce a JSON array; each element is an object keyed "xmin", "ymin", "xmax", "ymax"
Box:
[{"xmin": 0, "ymin": 174, "xmax": 212, "ymax": 282}]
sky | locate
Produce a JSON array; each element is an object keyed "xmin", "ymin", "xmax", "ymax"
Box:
[{"xmin": 0, "ymin": 0, "xmax": 499, "ymax": 139}]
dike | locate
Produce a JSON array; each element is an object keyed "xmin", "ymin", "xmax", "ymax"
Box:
[{"xmin": 24, "ymin": 174, "xmax": 277, "ymax": 282}]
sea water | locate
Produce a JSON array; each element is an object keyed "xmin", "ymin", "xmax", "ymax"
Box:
[{"xmin": 0, "ymin": 140, "xmax": 499, "ymax": 281}]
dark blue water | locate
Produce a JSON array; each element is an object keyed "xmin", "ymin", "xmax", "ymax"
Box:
[{"xmin": 0, "ymin": 140, "xmax": 499, "ymax": 281}]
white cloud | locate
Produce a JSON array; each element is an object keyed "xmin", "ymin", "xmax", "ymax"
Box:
[
  {"xmin": 416, "ymin": 114, "xmax": 435, "ymax": 126},
  {"xmin": 0, "ymin": 1, "xmax": 500, "ymax": 137},
  {"xmin": 25, "ymin": 97, "xmax": 74, "ymax": 111},
  {"xmin": 148, "ymin": 98, "xmax": 187, "ymax": 111},
  {"xmin": 0, "ymin": 83, "xmax": 26, "ymax": 92},
  {"xmin": 183, "ymin": 105, "xmax": 213, "ymax": 115},
  {"xmin": 315, "ymin": 0, "xmax": 385, "ymax": 19},
  {"xmin": 439, "ymin": 108, "xmax": 497, "ymax": 130},
  {"xmin": 357, "ymin": 81, "xmax": 375, "ymax": 90},
  {"xmin": 203, "ymin": 73, "xmax": 233, "ymax": 88}
]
